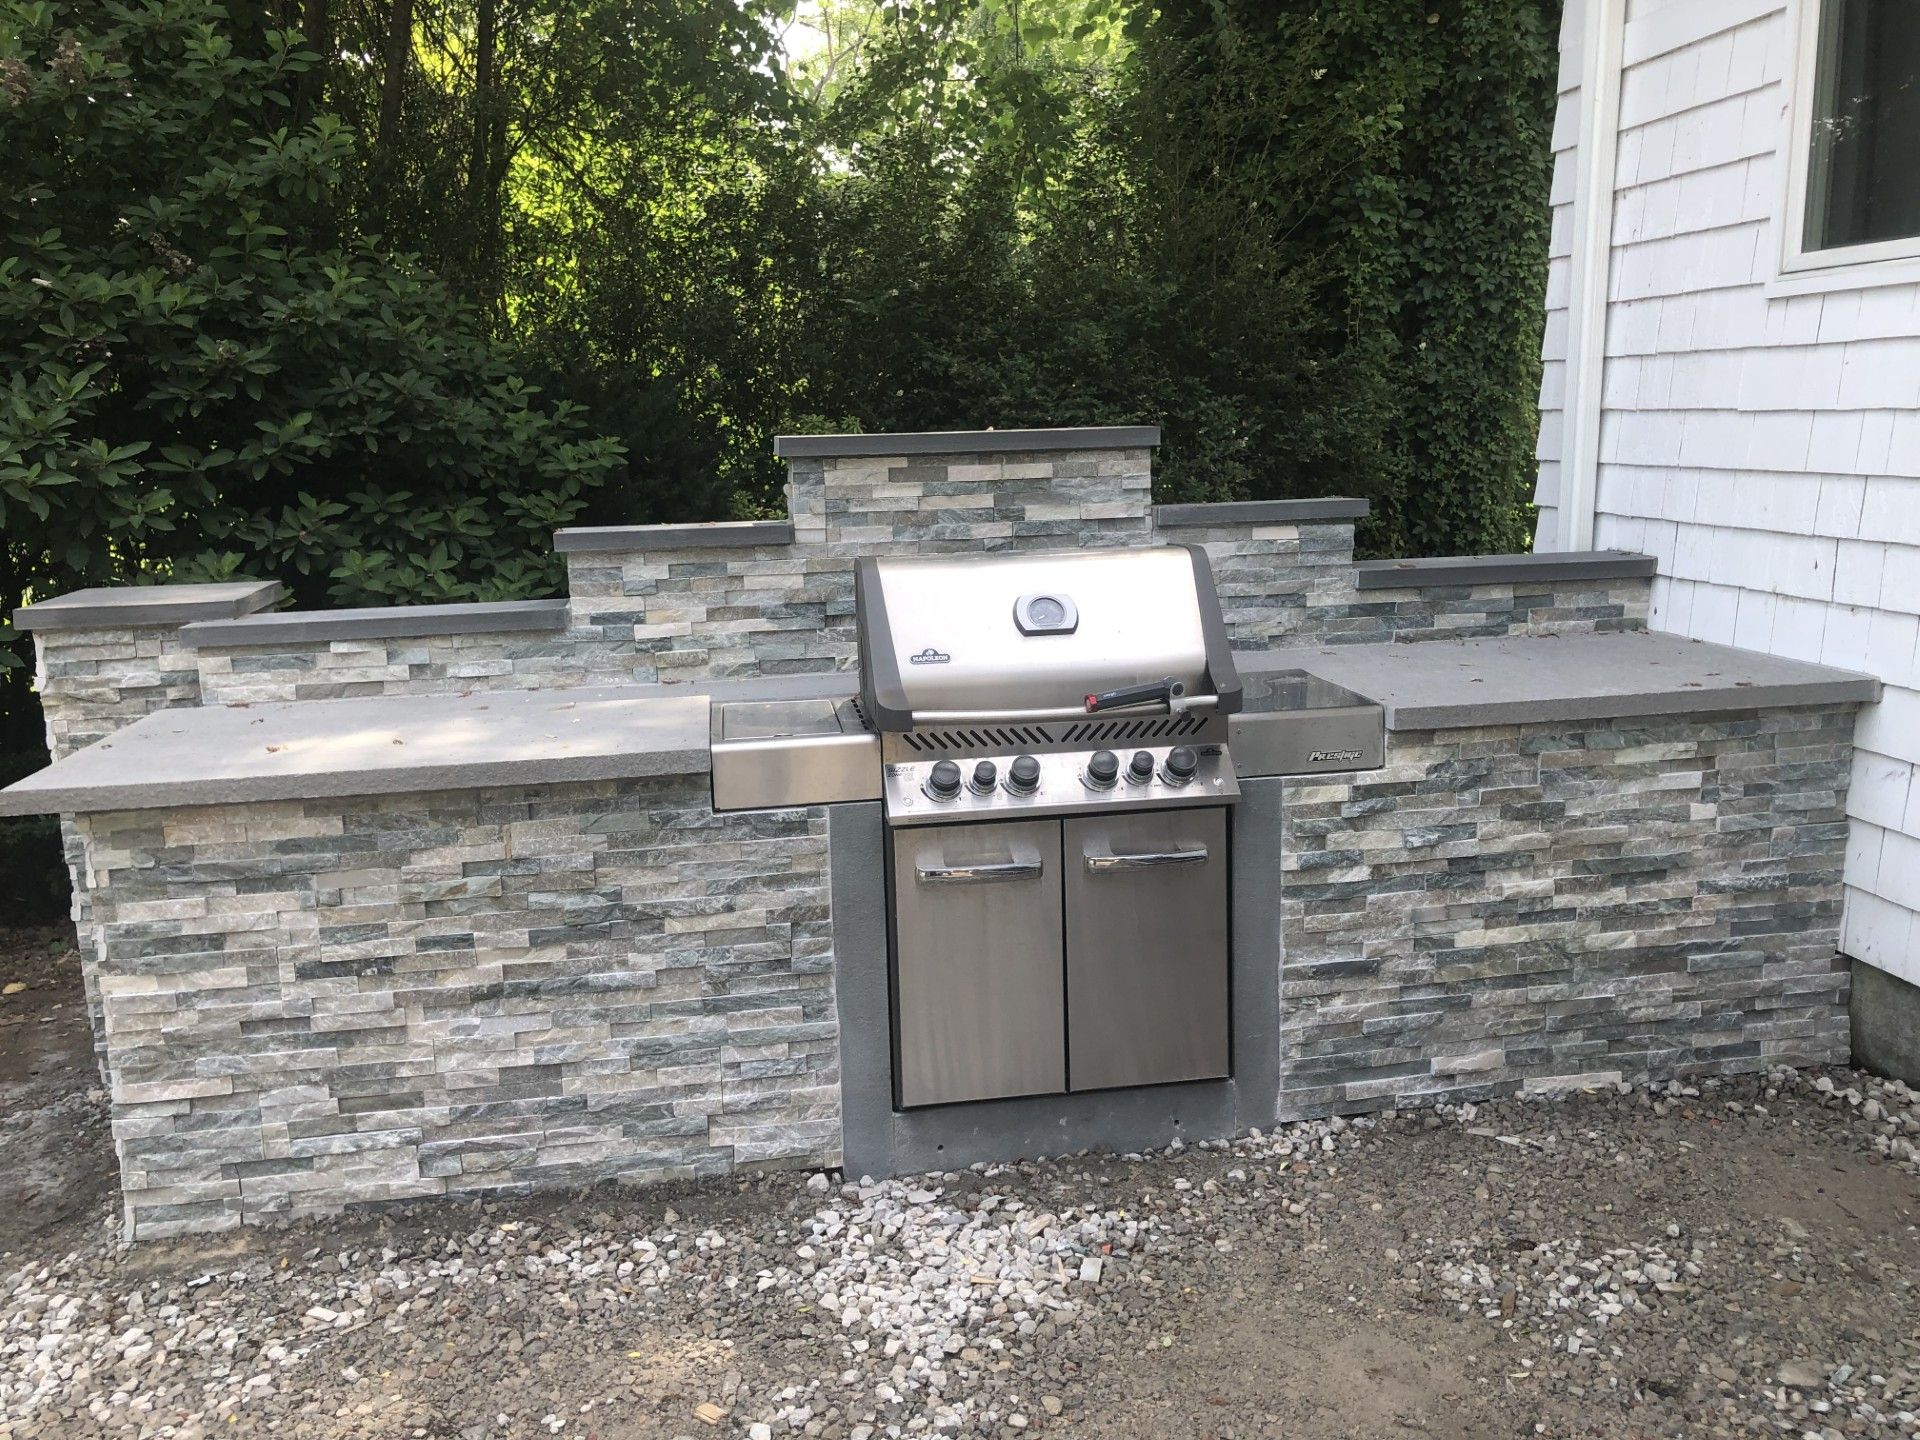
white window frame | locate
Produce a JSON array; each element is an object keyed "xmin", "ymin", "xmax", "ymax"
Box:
[{"xmin": 1778, "ymin": 0, "xmax": 1920, "ymax": 284}]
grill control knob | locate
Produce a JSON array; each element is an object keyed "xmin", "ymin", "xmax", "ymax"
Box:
[
  {"xmin": 1006, "ymin": 754, "xmax": 1042, "ymax": 795},
  {"xmin": 1163, "ymin": 745, "xmax": 1199, "ymax": 785},
  {"xmin": 1085, "ymin": 750, "xmax": 1119, "ymax": 788},
  {"xmin": 926, "ymin": 760, "xmax": 963, "ymax": 800},
  {"xmin": 1127, "ymin": 750, "xmax": 1156, "ymax": 784},
  {"xmin": 970, "ymin": 759, "xmax": 998, "ymax": 793}
]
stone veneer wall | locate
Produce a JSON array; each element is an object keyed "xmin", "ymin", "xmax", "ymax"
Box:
[
  {"xmin": 74, "ymin": 700, "xmax": 1860, "ymax": 1237},
  {"xmin": 35, "ymin": 626, "xmax": 219, "ymax": 1070},
  {"xmin": 563, "ymin": 445, "xmax": 1155, "ymax": 684},
  {"xmin": 22, "ymin": 446, "xmax": 1659, "ymax": 723},
  {"xmin": 558, "ymin": 457, "xmax": 1651, "ymax": 680},
  {"xmin": 35, "ymin": 625, "xmax": 207, "ymax": 760},
  {"xmin": 82, "ymin": 775, "xmax": 833, "ymax": 1239},
  {"xmin": 193, "ymin": 630, "xmax": 583, "ymax": 705},
  {"xmin": 1150, "ymin": 516, "xmax": 1362, "ymax": 650},
  {"xmin": 13, "ymin": 436, "xmax": 1659, "ymax": 1125},
  {"xmin": 1326, "ymin": 575, "xmax": 1651, "ymax": 646},
  {"xmin": 1275, "ymin": 705, "xmax": 1856, "ymax": 1117},
  {"xmin": 564, "ymin": 533, "xmax": 845, "ymax": 683}
]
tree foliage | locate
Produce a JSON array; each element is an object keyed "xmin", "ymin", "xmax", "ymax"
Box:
[
  {"xmin": 275, "ymin": 0, "xmax": 1556, "ymax": 539},
  {"xmin": 760, "ymin": 0, "xmax": 1558, "ymax": 557},
  {"xmin": 0, "ymin": 0, "xmax": 622, "ymax": 640}
]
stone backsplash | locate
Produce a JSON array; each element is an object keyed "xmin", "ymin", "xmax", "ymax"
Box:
[
  {"xmin": 22, "ymin": 433, "xmax": 1659, "ymax": 726},
  {"xmin": 193, "ymin": 629, "xmax": 583, "ymax": 706}
]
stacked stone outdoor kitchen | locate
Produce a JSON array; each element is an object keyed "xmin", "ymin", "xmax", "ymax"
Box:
[{"xmin": 2, "ymin": 428, "xmax": 1880, "ymax": 1239}]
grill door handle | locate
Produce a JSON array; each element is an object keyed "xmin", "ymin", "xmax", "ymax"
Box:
[
  {"xmin": 1083, "ymin": 840, "xmax": 1210, "ymax": 872},
  {"xmin": 915, "ymin": 854, "xmax": 1045, "ymax": 885}
]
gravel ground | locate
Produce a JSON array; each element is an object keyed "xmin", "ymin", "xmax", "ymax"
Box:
[
  {"xmin": 1, "ymin": 933, "xmax": 1917, "ymax": 1440},
  {"xmin": 0, "ymin": 927, "xmax": 116, "ymax": 1251}
]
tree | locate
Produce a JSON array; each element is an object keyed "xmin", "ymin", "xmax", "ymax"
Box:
[
  {"xmin": 0, "ymin": 0, "xmax": 622, "ymax": 640},
  {"xmin": 790, "ymin": 0, "xmax": 1556, "ymax": 551}
]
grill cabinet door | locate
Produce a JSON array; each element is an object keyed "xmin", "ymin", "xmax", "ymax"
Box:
[
  {"xmin": 1064, "ymin": 808, "xmax": 1229, "ymax": 1092},
  {"xmin": 892, "ymin": 819, "xmax": 1065, "ymax": 1107}
]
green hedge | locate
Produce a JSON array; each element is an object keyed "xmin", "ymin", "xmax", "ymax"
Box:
[{"xmin": 785, "ymin": 0, "xmax": 1561, "ymax": 558}]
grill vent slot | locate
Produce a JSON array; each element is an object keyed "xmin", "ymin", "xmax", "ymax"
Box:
[
  {"xmin": 900, "ymin": 713, "xmax": 1206, "ymax": 751},
  {"xmin": 905, "ymin": 724, "xmax": 1066, "ymax": 752},
  {"xmin": 1056, "ymin": 713, "xmax": 1204, "ymax": 745}
]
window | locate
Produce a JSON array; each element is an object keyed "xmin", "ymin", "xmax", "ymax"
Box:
[{"xmin": 1784, "ymin": 0, "xmax": 1920, "ymax": 273}]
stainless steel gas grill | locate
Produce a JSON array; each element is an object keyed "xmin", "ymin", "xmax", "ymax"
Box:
[
  {"xmin": 706, "ymin": 543, "xmax": 1388, "ymax": 1115},
  {"xmin": 854, "ymin": 546, "xmax": 1243, "ymax": 1107}
]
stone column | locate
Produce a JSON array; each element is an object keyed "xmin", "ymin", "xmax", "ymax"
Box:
[
  {"xmin": 13, "ymin": 581, "xmax": 283, "ymax": 1063},
  {"xmin": 1150, "ymin": 498, "xmax": 1371, "ymax": 650}
]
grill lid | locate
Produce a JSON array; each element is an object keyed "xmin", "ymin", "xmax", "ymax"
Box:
[{"xmin": 855, "ymin": 546, "xmax": 1241, "ymax": 730}]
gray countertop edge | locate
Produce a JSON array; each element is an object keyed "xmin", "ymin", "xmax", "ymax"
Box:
[
  {"xmin": 0, "ymin": 746, "xmax": 711, "ymax": 818},
  {"xmin": 1154, "ymin": 498, "xmax": 1370, "ymax": 527},
  {"xmin": 1353, "ymin": 550, "xmax": 1658, "ymax": 590},
  {"xmin": 178, "ymin": 598, "xmax": 570, "ymax": 648},
  {"xmin": 774, "ymin": 426, "xmax": 1160, "ymax": 458},
  {"xmin": 1371, "ymin": 676, "xmax": 1881, "ymax": 732},
  {"xmin": 554, "ymin": 520, "xmax": 795, "ymax": 553},
  {"xmin": 14, "ymin": 580, "xmax": 286, "ymax": 632}
]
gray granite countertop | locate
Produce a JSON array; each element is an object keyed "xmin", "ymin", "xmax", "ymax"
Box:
[
  {"xmin": 0, "ymin": 687, "xmax": 713, "ymax": 816},
  {"xmin": 1, "ymin": 632, "xmax": 1879, "ymax": 814},
  {"xmin": 1248, "ymin": 631, "xmax": 1880, "ymax": 731}
]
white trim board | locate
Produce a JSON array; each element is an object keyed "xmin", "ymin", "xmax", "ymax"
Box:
[{"xmin": 1557, "ymin": 0, "xmax": 1627, "ymax": 554}]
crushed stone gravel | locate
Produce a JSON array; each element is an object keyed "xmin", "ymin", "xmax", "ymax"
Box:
[{"xmin": 0, "ymin": 1065, "xmax": 1914, "ymax": 1439}]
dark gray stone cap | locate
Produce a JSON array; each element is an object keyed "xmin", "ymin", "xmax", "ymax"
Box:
[
  {"xmin": 1353, "ymin": 550, "xmax": 1657, "ymax": 591},
  {"xmin": 1256, "ymin": 631, "xmax": 1880, "ymax": 732},
  {"xmin": 554, "ymin": 520, "xmax": 795, "ymax": 553},
  {"xmin": 13, "ymin": 580, "xmax": 284, "ymax": 632},
  {"xmin": 0, "ymin": 685, "xmax": 711, "ymax": 816},
  {"xmin": 1154, "ymin": 497, "xmax": 1370, "ymax": 528},
  {"xmin": 178, "ymin": 598, "xmax": 568, "ymax": 649},
  {"xmin": 774, "ymin": 426, "xmax": 1160, "ymax": 458}
]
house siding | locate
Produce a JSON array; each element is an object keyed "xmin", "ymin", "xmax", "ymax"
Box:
[{"xmin": 1537, "ymin": 0, "xmax": 1920, "ymax": 987}]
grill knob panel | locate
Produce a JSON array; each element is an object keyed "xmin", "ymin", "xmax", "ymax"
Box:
[
  {"xmin": 1085, "ymin": 750, "xmax": 1119, "ymax": 788},
  {"xmin": 1005, "ymin": 754, "xmax": 1042, "ymax": 795},
  {"xmin": 1127, "ymin": 750, "xmax": 1155, "ymax": 784},
  {"xmin": 926, "ymin": 760, "xmax": 963, "ymax": 800},
  {"xmin": 970, "ymin": 760, "xmax": 998, "ymax": 794},
  {"xmin": 1163, "ymin": 745, "xmax": 1199, "ymax": 785}
]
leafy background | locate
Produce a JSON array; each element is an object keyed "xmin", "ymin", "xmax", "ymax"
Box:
[{"xmin": 0, "ymin": 0, "xmax": 1561, "ymax": 915}]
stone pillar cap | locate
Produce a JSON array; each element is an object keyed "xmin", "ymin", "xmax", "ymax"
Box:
[{"xmin": 13, "ymin": 580, "xmax": 284, "ymax": 632}]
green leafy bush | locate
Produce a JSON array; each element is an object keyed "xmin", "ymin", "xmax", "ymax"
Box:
[
  {"xmin": 786, "ymin": 0, "xmax": 1558, "ymax": 558},
  {"xmin": 0, "ymin": 0, "xmax": 1559, "ymax": 923},
  {"xmin": 0, "ymin": 0, "xmax": 623, "ymax": 629}
]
